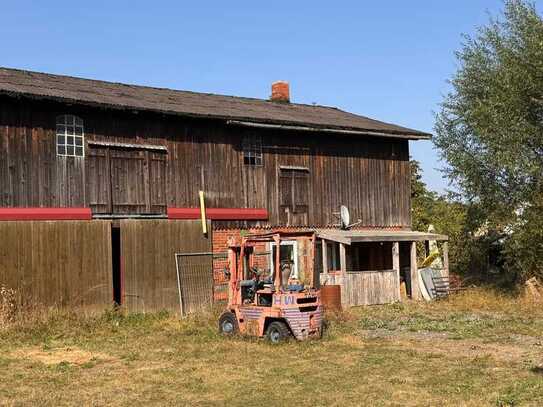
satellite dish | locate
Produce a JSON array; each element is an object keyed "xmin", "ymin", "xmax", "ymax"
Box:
[{"xmin": 340, "ymin": 205, "xmax": 350, "ymax": 230}]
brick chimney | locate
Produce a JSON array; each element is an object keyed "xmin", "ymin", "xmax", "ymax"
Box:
[{"xmin": 270, "ymin": 81, "xmax": 290, "ymax": 103}]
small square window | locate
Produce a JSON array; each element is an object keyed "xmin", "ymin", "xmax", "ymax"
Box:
[
  {"xmin": 242, "ymin": 136, "xmax": 263, "ymax": 166},
  {"xmin": 56, "ymin": 115, "xmax": 84, "ymax": 157}
]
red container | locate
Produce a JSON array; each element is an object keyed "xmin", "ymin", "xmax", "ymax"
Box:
[{"xmin": 320, "ymin": 285, "xmax": 342, "ymax": 311}]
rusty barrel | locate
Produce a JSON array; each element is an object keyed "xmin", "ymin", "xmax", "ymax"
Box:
[{"xmin": 320, "ymin": 285, "xmax": 342, "ymax": 311}]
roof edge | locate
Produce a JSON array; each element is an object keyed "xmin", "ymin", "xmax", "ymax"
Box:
[{"xmin": 226, "ymin": 120, "xmax": 431, "ymax": 140}]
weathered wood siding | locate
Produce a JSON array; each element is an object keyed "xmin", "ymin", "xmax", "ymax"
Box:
[
  {"xmin": 0, "ymin": 220, "xmax": 112, "ymax": 309},
  {"xmin": 121, "ymin": 219, "xmax": 212, "ymax": 314},
  {"xmin": 0, "ymin": 96, "xmax": 411, "ymax": 228},
  {"xmin": 322, "ymin": 270, "xmax": 400, "ymax": 306}
]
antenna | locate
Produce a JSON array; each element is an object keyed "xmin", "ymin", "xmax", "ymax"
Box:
[{"xmin": 335, "ymin": 205, "xmax": 362, "ymax": 230}]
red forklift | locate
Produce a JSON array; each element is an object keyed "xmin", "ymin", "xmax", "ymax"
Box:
[{"xmin": 218, "ymin": 231, "xmax": 323, "ymax": 343}]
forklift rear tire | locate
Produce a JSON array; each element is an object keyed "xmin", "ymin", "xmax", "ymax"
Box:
[
  {"xmin": 219, "ymin": 312, "xmax": 239, "ymax": 336},
  {"xmin": 265, "ymin": 321, "xmax": 291, "ymax": 344}
]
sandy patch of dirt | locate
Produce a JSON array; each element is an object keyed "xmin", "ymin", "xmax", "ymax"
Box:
[{"xmin": 11, "ymin": 346, "xmax": 113, "ymax": 366}]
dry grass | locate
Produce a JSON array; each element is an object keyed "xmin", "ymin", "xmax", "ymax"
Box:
[
  {"xmin": 0, "ymin": 286, "xmax": 17, "ymax": 328},
  {"xmin": 0, "ymin": 289, "xmax": 542, "ymax": 406}
]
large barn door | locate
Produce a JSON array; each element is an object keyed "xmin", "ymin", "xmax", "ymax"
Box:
[
  {"xmin": 121, "ymin": 219, "xmax": 212, "ymax": 314},
  {"xmin": 0, "ymin": 220, "xmax": 113, "ymax": 309},
  {"xmin": 86, "ymin": 146, "xmax": 167, "ymax": 215},
  {"xmin": 110, "ymin": 149, "xmax": 148, "ymax": 214}
]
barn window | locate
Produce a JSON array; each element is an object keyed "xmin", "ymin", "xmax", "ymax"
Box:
[
  {"xmin": 279, "ymin": 167, "xmax": 309, "ymax": 214},
  {"xmin": 56, "ymin": 115, "xmax": 84, "ymax": 157},
  {"xmin": 242, "ymin": 136, "xmax": 262, "ymax": 166}
]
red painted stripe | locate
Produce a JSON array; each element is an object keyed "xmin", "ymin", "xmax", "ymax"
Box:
[
  {"xmin": 0, "ymin": 207, "xmax": 92, "ymax": 221},
  {"xmin": 167, "ymin": 207, "xmax": 268, "ymax": 220}
]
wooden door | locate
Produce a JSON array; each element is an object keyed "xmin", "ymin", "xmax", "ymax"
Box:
[
  {"xmin": 121, "ymin": 219, "xmax": 212, "ymax": 314},
  {"xmin": 279, "ymin": 168, "xmax": 310, "ymax": 225},
  {"xmin": 149, "ymin": 152, "xmax": 167, "ymax": 213},
  {"xmin": 110, "ymin": 149, "xmax": 147, "ymax": 214},
  {"xmin": 86, "ymin": 147, "xmax": 112, "ymax": 213},
  {"xmin": 86, "ymin": 147, "xmax": 167, "ymax": 215},
  {"xmin": 0, "ymin": 220, "xmax": 113, "ymax": 309}
]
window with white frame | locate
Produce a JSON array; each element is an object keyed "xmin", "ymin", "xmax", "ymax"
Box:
[
  {"xmin": 242, "ymin": 135, "xmax": 263, "ymax": 166},
  {"xmin": 269, "ymin": 240, "xmax": 298, "ymax": 279},
  {"xmin": 56, "ymin": 115, "xmax": 84, "ymax": 157}
]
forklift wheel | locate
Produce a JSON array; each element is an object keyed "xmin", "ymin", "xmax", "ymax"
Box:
[
  {"xmin": 219, "ymin": 312, "xmax": 239, "ymax": 336},
  {"xmin": 265, "ymin": 321, "xmax": 291, "ymax": 344}
]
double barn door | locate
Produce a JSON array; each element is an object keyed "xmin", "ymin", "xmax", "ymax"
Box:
[{"xmin": 87, "ymin": 146, "xmax": 167, "ymax": 215}]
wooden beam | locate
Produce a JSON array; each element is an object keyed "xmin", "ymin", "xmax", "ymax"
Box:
[
  {"xmin": 339, "ymin": 243, "xmax": 347, "ymax": 275},
  {"xmin": 392, "ymin": 242, "xmax": 401, "ymax": 302},
  {"xmin": 349, "ymin": 233, "xmax": 448, "ymax": 243},
  {"xmin": 443, "ymin": 241, "xmax": 449, "ymax": 277},
  {"xmin": 321, "ymin": 239, "xmax": 328, "ymax": 277},
  {"xmin": 316, "ymin": 232, "xmax": 351, "ymax": 245},
  {"xmin": 410, "ymin": 241, "xmax": 420, "ymax": 300}
]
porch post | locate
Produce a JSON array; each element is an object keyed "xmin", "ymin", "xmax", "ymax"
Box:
[
  {"xmin": 339, "ymin": 242, "xmax": 348, "ymax": 306},
  {"xmin": 443, "ymin": 241, "xmax": 449, "ymax": 277},
  {"xmin": 392, "ymin": 241, "xmax": 401, "ymax": 301},
  {"xmin": 321, "ymin": 239, "xmax": 328, "ymax": 280},
  {"xmin": 339, "ymin": 243, "xmax": 347, "ymax": 275},
  {"xmin": 410, "ymin": 241, "xmax": 420, "ymax": 300}
]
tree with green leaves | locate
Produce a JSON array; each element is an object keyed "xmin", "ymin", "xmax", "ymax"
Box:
[{"xmin": 434, "ymin": 0, "xmax": 543, "ymax": 280}]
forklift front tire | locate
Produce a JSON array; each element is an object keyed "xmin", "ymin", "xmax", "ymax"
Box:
[
  {"xmin": 219, "ymin": 312, "xmax": 239, "ymax": 336},
  {"xmin": 265, "ymin": 321, "xmax": 291, "ymax": 344}
]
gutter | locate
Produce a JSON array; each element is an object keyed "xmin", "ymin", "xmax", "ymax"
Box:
[{"xmin": 226, "ymin": 120, "xmax": 431, "ymax": 140}]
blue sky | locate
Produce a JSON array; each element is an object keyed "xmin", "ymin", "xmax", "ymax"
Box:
[{"xmin": 1, "ymin": 1, "xmax": 535, "ymax": 192}]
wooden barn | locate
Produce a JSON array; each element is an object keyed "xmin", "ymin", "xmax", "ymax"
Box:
[{"xmin": 0, "ymin": 67, "xmax": 447, "ymax": 313}]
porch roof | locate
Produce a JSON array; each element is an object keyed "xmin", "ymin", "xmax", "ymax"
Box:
[{"xmin": 316, "ymin": 229, "xmax": 448, "ymax": 245}]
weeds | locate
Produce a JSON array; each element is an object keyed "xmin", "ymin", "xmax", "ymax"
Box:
[{"xmin": 0, "ymin": 285, "xmax": 17, "ymax": 328}]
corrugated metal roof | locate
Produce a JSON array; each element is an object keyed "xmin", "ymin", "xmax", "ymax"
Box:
[
  {"xmin": 316, "ymin": 229, "xmax": 448, "ymax": 243},
  {"xmin": 0, "ymin": 67, "xmax": 431, "ymax": 140}
]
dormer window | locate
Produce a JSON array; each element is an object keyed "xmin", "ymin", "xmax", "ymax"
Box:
[
  {"xmin": 242, "ymin": 135, "xmax": 262, "ymax": 166},
  {"xmin": 56, "ymin": 115, "xmax": 84, "ymax": 157}
]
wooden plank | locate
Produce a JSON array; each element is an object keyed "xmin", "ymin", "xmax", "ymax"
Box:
[
  {"xmin": 339, "ymin": 243, "xmax": 347, "ymax": 275},
  {"xmin": 392, "ymin": 242, "xmax": 401, "ymax": 302},
  {"xmin": 410, "ymin": 241, "xmax": 420, "ymax": 300},
  {"xmin": 443, "ymin": 241, "xmax": 449, "ymax": 278}
]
